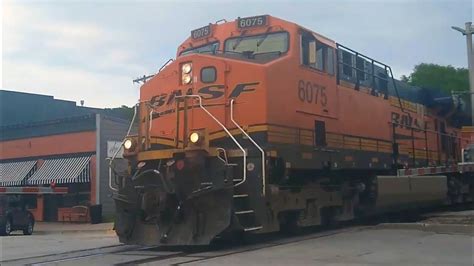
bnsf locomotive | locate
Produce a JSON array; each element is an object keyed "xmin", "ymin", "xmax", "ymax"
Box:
[{"xmin": 111, "ymin": 15, "xmax": 474, "ymax": 246}]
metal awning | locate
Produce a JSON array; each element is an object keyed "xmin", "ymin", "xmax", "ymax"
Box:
[
  {"xmin": 28, "ymin": 156, "xmax": 91, "ymax": 185},
  {"xmin": 0, "ymin": 160, "xmax": 37, "ymax": 186}
]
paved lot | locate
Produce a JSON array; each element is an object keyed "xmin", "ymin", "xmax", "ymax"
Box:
[
  {"xmin": 0, "ymin": 222, "xmax": 117, "ymax": 262},
  {"xmin": 0, "ymin": 210, "xmax": 472, "ymax": 265},
  {"xmin": 0, "ymin": 230, "xmax": 119, "ymax": 262},
  {"xmin": 179, "ymin": 228, "xmax": 473, "ymax": 266}
]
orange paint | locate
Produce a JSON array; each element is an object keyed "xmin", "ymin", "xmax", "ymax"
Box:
[
  {"xmin": 0, "ymin": 131, "xmax": 96, "ymax": 160},
  {"xmin": 133, "ymin": 15, "xmax": 468, "ymax": 165}
]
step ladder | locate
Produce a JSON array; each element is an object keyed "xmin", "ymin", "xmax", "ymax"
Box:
[{"xmin": 233, "ymin": 188, "xmax": 263, "ymax": 232}]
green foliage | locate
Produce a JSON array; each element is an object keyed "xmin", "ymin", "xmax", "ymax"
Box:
[
  {"xmin": 403, "ymin": 63, "xmax": 468, "ymax": 93},
  {"xmin": 103, "ymin": 105, "xmax": 135, "ymax": 121}
]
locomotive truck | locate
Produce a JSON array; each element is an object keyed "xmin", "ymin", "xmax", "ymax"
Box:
[{"xmin": 110, "ymin": 15, "xmax": 474, "ymax": 246}]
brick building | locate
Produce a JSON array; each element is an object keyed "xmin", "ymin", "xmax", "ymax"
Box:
[{"xmin": 0, "ymin": 90, "xmax": 130, "ymax": 222}]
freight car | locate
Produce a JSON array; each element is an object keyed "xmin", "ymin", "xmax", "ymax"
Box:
[{"xmin": 110, "ymin": 15, "xmax": 474, "ymax": 246}]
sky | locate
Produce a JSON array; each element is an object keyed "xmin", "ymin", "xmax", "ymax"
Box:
[{"xmin": 1, "ymin": 0, "xmax": 473, "ymax": 108}]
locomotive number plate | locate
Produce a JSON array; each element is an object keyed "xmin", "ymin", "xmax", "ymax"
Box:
[
  {"xmin": 237, "ymin": 15, "xmax": 267, "ymax": 29},
  {"xmin": 191, "ymin": 25, "xmax": 211, "ymax": 39}
]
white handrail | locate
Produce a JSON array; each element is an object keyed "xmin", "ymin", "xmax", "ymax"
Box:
[
  {"xmin": 109, "ymin": 103, "xmax": 138, "ymax": 192},
  {"xmin": 230, "ymin": 99, "xmax": 266, "ymax": 196},
  {"xmin": 176, "ymin": 95, "xmax": 247, "ymax": 187}
]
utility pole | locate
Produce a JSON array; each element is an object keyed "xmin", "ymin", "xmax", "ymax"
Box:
[{"xmin": 452, "ymin": 22, "xmax": 474, "ymax": 125}]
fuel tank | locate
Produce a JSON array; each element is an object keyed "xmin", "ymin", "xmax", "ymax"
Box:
[{"xmin": 375, "ymin": 175, "xmax": 447, "ymax": 210}]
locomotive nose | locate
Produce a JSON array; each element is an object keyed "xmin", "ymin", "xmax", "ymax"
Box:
[{"xmin": 114, "ymin": 150, "xmax": 235, "ymax": 246}]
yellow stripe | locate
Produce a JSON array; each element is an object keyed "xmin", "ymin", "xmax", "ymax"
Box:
[
  {"xmin": 209, "ymin": 125, "xmax": 268, "ymax": 140},
  {"xmin": 462, "ymin": 126, "xmax": 474, "ymax": 133},
  {"xmin": 146, "ymin": 124, "xmax": 396, "ymax": 158},
  {"xmin": 149, "ymin": 137, "xmax": 180, "ymax": 147}
]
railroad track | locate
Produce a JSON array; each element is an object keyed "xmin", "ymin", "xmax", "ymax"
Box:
[
  {"xmin": 4, "ymin": 204, "xmax": 470, "ymax": 265},
  {"xmin": 2, "ymin": 225, "xmax": 367, "ymax": 266}
]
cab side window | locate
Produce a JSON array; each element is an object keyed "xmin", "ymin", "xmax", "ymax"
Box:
[{"xmin": 301, "ymin": 31, "xmax": 334, "ymax": 75}]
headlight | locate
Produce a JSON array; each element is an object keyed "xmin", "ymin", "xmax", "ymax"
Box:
[
  {"xmin": 123, "ymin": 139, "xmax": 133, "ymax": 150},
  {"xmin": 189, "ymin": 132, "xmax": 200, "ymax": 143},
  {"xmin": 182, "ymin": 74, "xmax": 192, "ymax": 84},
  {"xmin": 182, "ymin": 63, "xmax": 192, "ymax": 74}
]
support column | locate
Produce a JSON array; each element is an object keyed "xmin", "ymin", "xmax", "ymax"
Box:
[{"xmin": 95, "ymin": 114, "xmax": 101, "ymax": 205}]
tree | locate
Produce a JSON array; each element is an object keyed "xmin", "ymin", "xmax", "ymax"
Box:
[
  {"xmin": 403, "ymin": 63, "xmax": 468, "ymax": 93},
  {"xmin": 104, "ymin": 105, "xmax": 135, "ymax": 121}
]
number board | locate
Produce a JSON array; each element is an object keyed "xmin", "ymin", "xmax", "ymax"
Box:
[
  {"xmin": 237, "ymin": 15, "xmax": 267, "ymax": 29},
  {"xmin": 191, "ymin": 25, "xmax": 211, "ymax": 39}
]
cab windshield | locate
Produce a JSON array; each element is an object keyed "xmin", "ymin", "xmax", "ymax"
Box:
[
  {"xmin": 224, "ymin": 32, "xmax": 289, "ymax": 56},
  {"xmin": 180, "ymin": 42, "xmax": 219, "ymax": 56}
]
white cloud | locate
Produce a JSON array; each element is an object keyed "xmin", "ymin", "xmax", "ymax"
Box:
[
  {"xmin": 2, "ymin": 0, "xmax": 472, "ymax": 111},
  {"xmin": 2, "ymin": 2, "xmax": 33, "ymax": 54},
  {"xmin": 2, "ymin": 1, "xmax": 149, "ymax": 108},
  {"xmin": 3, "ymin": 59, "xmax": 140, "ymax": 108},
  {"xmin": 39, "ymin": 22, "xmax": 103, "ymax": 51}
]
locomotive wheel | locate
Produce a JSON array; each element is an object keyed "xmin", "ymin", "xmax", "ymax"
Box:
[{"xmin": 279, "ymin": 211, "xmax": 301, "ymax": 234}]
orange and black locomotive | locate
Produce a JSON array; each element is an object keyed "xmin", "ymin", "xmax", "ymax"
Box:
[{"xmin": 111, "ymin": 15, "xmax": 474, "ymax": 246}]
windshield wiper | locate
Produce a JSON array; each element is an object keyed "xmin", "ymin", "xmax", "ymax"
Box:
[
  {"xmin": 256, "ymin": 34, "xmax": 269, "ymax": 47},
  {"xmin": 232, "ymin": 37, "xmax": 244, "ymax": 51},
  {"xmin": 232, "ymin": 30, "xmax": 248, "ymax": 51}
]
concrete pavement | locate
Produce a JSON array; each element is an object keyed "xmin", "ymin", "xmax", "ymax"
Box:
[
  {"xmin": 1, "ymin": 209, "xmax": 473, "ymax": 265},
  {"xmin": 176, "ymin": 228, "xmax": 473, "ymax": 266}
]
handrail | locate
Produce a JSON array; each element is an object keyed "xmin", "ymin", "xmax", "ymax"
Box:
[
  {"xmin": 336, "ymin": 43, "xmax": 407, "ymax": 114},
  {"xmin": 159, "ymin": 58, "xmax": 174, "ymax": 72},
  {"xmin": 230, "ymin": 99, "xmax": 266, "ymax": 196},
  {"xmin": 216, "ymin": 147, "xmax": 229, "ymax": 164},
  {"xmin": 176, "ymin": 95, "xmax": 247, "ymax": 187},
  {"xmin": 108, "ymin": 103, "xmax": 138, "ymax": 192}
]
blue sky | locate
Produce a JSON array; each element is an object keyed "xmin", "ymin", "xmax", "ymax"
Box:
[{"xmin": 2, "ymin": 0, "xmax": 472, "ymax": 108}]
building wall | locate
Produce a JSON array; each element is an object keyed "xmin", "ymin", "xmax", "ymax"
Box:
[
  {"xmin": 98, "ymin": 115, "xmax": 130, "ymax": 218},
  {"xmin": 0, "ymin": 131, "xmax": 96, "ymax": 160},
  {"xmin": 0, "ymin": 90, "xmax": 132, "ymax": 220}
]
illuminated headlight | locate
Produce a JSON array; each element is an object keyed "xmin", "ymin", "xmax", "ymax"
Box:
[
  {"xmin": 182, "ymin": 74, "xmax": 192, "ymax": 84},
  {"xmin": 182, "ymin": 63, "xmax": 192, "ymax": 74},
  {"xmin": 123, "ymin": 139, "xmax": 133, "ymax": 150},
  {"xmin": 189, "ymin": 132, "xmax": 200, "ymax": 144}
]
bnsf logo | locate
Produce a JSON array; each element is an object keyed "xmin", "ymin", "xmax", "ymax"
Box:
[
  {"xmin": 391, "ymin": 112, "xmax": 423, "ymax": 130},
  {"xmin": 150, "ymin": 82, "xmax": 259, "ymax": 108}
]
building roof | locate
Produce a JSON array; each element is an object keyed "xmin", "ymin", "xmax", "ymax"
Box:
[
  {"xmin": 0, "ymin": 90, "xmax": 133, "ymax": 141},
  {"xmin": 0, "ymin": 90, "xmax": 104, "ymax": 127}
]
